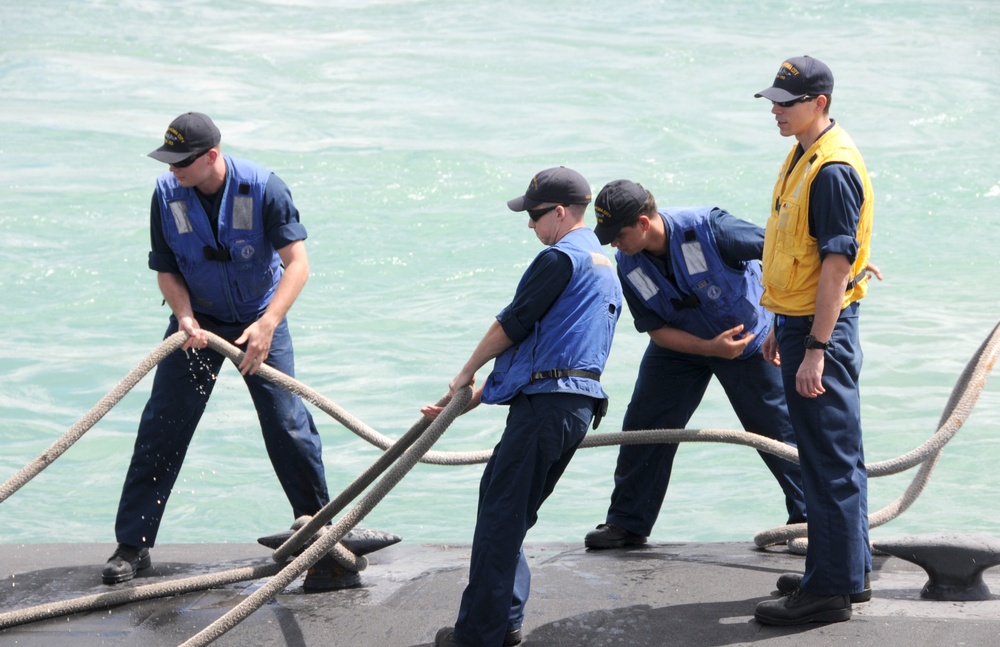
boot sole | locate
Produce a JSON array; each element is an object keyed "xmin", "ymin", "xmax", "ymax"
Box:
[
  {"xmin": 754, "ymin": 607, "xmax": 852, "ymax": 626},
  {"xmin": 585, "ymin": 537, "xmax": 647, "ymax": 549},
  {"xmin": 849, "ymin": 590, "xmax": 872, "ymax": 603}
]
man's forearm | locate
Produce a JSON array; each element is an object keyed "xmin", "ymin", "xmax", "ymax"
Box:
[
  {"xmin": 810, "ymin": 254, "xmax": 853, "ymax": 341},
  {"xmin": 157, "ymin": 272, "xmax": 195, "ymax": 320},
  {"xmin": 262, "ymin": 240, "xmax": 309, "ymax": 325}
]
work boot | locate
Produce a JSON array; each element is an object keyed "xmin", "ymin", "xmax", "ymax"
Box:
[
  {"xmin": 435, "ymin": 627, "xmax": 460, "ymax": 647},
  {"xmin": 776, "ymin": 572, "xmax": 871, "ymax": 602},
  {"xmin": 434, "ymin": 626, "xmax": 522, "ymax": 646},
  {"xmin": 584, "ymin": 523, "xmax": 647, "ymax": 549},
  {"xmin": 754, "ymin": 587, "xmax": 852, "ymax": 626},
  {"xmin": 102, "ymin": 543, "xmax": 151, "ymax": 584}
]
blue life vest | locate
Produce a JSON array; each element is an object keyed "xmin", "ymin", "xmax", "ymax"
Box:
[
  {"xmin": 616, "ymin": 208, "xmax": 770, "ymax": 359},
  {"xmin": 155, "ymin": 155, "xmax": 283, "ymax": 323},
  {"xmin": 482, "ymin": 228, "xmax": 623, "ymax": 405}
]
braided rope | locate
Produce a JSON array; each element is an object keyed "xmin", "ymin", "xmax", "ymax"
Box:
[
  {"xmin": 0, "ymin": 322, "xmax": 997, "ymax": 638},
  {"xmin": 752, "ymin": 320, "xmax": 1000, "ymax": 548},
  {"xmin": 177, "ymin": 386, "xmax": 472, "ymax": 647},
  {"xmin": 0, "ymin": 562, "xmax": 284, "ymax": 629},
  {"xmin": 0, "ymin": 331, "xmax": 187, "ymax": 504}
]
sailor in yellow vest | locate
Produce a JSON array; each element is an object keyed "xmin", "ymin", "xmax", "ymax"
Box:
[{"xmin": 751, "ymin": 56, "xmax": 874, "ymax": 626}]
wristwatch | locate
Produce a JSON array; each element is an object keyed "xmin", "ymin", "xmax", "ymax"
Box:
[{"xmin": 803, "ymin": 335, "xmax": 830, "ymax": 351}]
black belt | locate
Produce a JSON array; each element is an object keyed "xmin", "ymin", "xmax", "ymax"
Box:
[
  {"xmin": 528, "ymin": 369, "xmax": 608, "ymax": 430},
  {"xmin": 529, "ymin": 369, "xmax": 601, "ymax": 382}
]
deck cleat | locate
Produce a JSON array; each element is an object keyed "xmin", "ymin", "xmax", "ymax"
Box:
[{"xmin": 873, "ymin": 532, "xmax": 1000, "ymax": 601}]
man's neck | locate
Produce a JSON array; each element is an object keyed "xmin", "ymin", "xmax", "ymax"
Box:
[
  {"xmin": 196, "ymin": 154, "xmax": 227, "ymax": 196},
  {"xmin": 796, "ymin": 115, "xmax": 834, "ymax": 152},
  {"xmin": 549, "ymin": 220, "xmax": 585, "ymax": 246},
  {"xmin": 644, "ymin": 213, "xmax": 668, "ymax": 256}
]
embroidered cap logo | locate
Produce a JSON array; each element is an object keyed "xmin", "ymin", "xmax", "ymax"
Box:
[{"xmin": 777, "ymin": 61, "xmax": 800, "ymax": 82}]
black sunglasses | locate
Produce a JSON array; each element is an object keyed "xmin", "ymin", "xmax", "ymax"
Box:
[
  {"xmin": 172, "ymin": 149, "xmax": 208, "ymax": 169},
  {"xmin": 527, "ymin": 204, "xmax": 564, "ymax": 222},
  {"xmin": 773, "ymin": 96, "xmax": 814, "ymax": 108}
]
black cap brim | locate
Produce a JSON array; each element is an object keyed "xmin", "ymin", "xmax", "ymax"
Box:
[
  {"xmin": 148, "ymin": 147, "xmax": 197, "ymax": 164},
  {"xmin": 594, "ymin": 221, "xmax": 624, "ymax": 246},
  {"xmin": 507, "ymin": 195, "xmax": 546, "ymax": 212},
  {"xmin": 754, "ymin": 86, "xmax": 806, "ymax": 102}
]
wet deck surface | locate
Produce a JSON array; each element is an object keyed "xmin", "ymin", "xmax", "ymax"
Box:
[{"xmin": 2, "ymin": 541, "xmax": 999, "ymax": 646}]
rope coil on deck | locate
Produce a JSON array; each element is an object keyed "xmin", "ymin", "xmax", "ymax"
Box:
[{"xmin": 0, "ymin": 321, "xmax": 997, "ymax": 643}]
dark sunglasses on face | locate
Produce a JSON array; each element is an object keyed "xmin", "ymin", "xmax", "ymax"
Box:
[
  {"xmin": 527, "ymin": 204, "xmax": 564, "ymax": 222},
  {"xmin": 172, "ymin": 149, "xmax": 208, "ymax": 168},
  {"xmin": 773, "ymin": 96, "xmax": 814, "ymax": 108}
]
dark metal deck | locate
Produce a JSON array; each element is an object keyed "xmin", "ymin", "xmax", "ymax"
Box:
[{"xmin": 2, "ymin": 541, "xmax": 998, "ymax": 646}]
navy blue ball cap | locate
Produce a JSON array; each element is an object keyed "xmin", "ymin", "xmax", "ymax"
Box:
[
  {"xmin": 593, "ymin": 179, "xmax": 648, "ymax": 245},
  {"xmin": 507, "ymin": 166, "xmax": 592, "ymax": 211},
  {"xmin": 755, "ymin": 56, "xmax": 834, "ymax": 103},
  {"xmin": 148, "ymin": 112, "xmax": 222, "ymax": 164}
]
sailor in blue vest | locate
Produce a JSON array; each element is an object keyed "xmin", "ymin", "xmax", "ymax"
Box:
[
  {"xmin": 428, "ymin": 167, "xmax": 623, "ymax": 647},
  {"xmin": 102, "ymin": 113, "xmax": 337, "ymax": 590},
  {"xmin": 583, "ymin": 179, "xmax": 807, "ymax": 550}
]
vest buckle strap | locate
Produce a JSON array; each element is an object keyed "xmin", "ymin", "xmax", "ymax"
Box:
[
  {"xmin": 203, "ymin": 245, "xmax": 232, "ymax": 262},
  {"xmin": 845, "ymin": 268, "xmax": 867, "ymax": 291},
  {"xmin": 670, "ymin": 294, "xmax": 702, "ymax": 310},
  {"xmin": 529, "ymin": 369, "xmax": 601, "ymax": 382}
]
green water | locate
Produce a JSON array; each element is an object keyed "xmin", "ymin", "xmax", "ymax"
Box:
[{"xmin": 1, "ymin": 0, "xmax": 998, "ymax": 547}]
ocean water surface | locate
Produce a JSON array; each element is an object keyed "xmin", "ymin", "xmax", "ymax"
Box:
[{"xmin": 1, "ymin": 0, "xmax": 998, "ymax": 550}]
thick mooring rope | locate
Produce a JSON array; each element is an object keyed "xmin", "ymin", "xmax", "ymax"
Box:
[
  {"xmin": 0, "ymin": 332, "xmax": 187, "ymax": 505},
  {"xmin": 0, "ymin": 321, "xmax": 997, "ymax": 641},
  {"xmin": 0, "ymin": 563, "xmax": 285, "ymax": 628},
  {"xmin": 752, "ymin": 320, "xmax": 1000, "ymax": 548},
  {"xmin": 178, "ymin": 385, "xmax": 473, "ymax": 647},
  {"xmin": 0, "ymin": 384, "xmax": 472, "ymax": 636}
]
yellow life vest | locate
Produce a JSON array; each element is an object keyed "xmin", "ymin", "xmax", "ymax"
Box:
[{"xmin": 760, "ymin": 123, "xmax": 874, "ymax": 316}]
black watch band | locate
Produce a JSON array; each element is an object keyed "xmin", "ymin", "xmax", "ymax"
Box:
[{"xmin": 804, "ymin": 334, "xmax": 830, "ymax": 350}]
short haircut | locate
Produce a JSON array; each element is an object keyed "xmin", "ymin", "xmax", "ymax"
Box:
[{"xmin": 639, "ymin": 191, "xmax": 658, "ymax": 218}]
